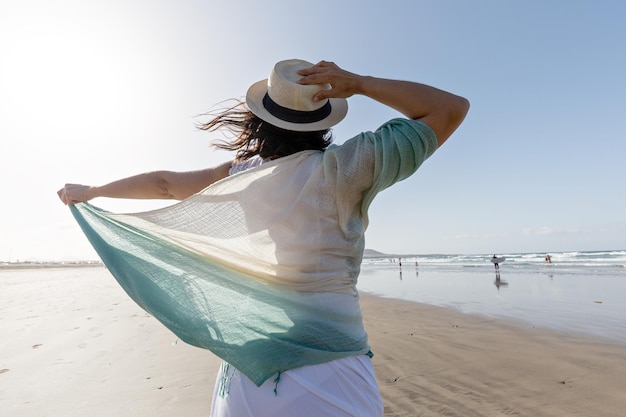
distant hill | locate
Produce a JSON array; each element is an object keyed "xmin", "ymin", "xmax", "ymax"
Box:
[{"xmin": 363, "ymin": 249, "xmax": 388, "ymax": 258}]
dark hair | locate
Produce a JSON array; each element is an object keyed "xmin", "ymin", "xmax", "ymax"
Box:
[{"xmin": 196, "ymin": 100, "xmax": 332, "ymax": 161}]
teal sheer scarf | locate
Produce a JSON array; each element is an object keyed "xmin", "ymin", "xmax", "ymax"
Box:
[{"xmin": 71, "ymin": 202, "xmax": 370, "ymax": 386}]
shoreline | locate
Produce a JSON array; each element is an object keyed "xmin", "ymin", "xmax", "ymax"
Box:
[
  {"xmin": 2, "ymin": 267, "xmax": 626, "ymax": 416},
  {"xmin": 0, "ymin": 262, "xmax": 103, "ymax": 270}
]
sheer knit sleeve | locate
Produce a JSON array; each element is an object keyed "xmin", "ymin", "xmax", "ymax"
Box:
[{"xmin": 324, "ymin": 118, "xmax": 438, "ymax": 228}]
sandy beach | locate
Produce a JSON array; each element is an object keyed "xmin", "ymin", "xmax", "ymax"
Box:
[{"xmin": 2, "ymin": 267, "xmax": 626, "ymax": 417}]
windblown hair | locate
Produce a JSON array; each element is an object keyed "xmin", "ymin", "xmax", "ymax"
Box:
[{"xmin": 197, "ymin": 100, "xmax": 333, "ymax": 161}]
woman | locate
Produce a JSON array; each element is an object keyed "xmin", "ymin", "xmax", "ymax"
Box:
[{"xmin": 58, "ymin": 59, "xmax": 469, "ymax": 417}]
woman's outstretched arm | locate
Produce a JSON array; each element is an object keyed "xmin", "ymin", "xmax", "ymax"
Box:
[{"xmin": 57, "ymin": 161, "xmax": 231, "ymax": 205}]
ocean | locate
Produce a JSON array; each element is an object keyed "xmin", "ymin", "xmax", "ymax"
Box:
[
  {"xmin": 358, "ymin": 250, "xmax": 626, "ymax": 343},
  {"xmin": 361, "ymin": 250, "xmax": 626, "ymax": 276}
]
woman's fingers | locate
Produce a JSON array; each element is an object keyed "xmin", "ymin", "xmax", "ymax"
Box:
[
  {"xmin": 57, "ymin": 184, "xmax": 90, "ymax": 205},
  {"xmin": 298, "ymin": 61, "xmax": 340, "ymax": 83},
  {"xmin": 298, "ymin": 61, "xmax": 359, "ymax": 101},
  {"xmin": 57, "ymin": 188, "xmax": 68, "ymax": 205}
]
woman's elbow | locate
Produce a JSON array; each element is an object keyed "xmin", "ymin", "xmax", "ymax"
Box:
[
  {"xmin": 453, "ymin": 97, "xmax": 470, "ymax": 128},
  {"xmin": 438, "ymin": 96, "xmax": 470, "ymax": 146},
  {"xmin": 451, "ymin": 95, "xmax": 470, "ymax": 125}
]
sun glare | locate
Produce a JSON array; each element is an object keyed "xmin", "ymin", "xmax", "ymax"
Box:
[{"xmin": 2, "ymin": 4, "xmax": 146, "ymax": 134}]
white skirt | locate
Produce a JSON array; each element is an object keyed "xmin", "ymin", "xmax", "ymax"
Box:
[{"xmin": 210, "ymin": 355, "xmax": 383, "ymax": 417}]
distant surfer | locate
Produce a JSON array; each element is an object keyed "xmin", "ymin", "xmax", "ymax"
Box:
[
  {"xmin": 492, "ymin": 255, "xmax": 500, "ymax": 271},
  {"xmin": 491, "ymin": 254, "xmax": 505, "ymax": 271},
  {"xmin": 545, "ymin": 254, "xmax": 552, "ymax": 263}
]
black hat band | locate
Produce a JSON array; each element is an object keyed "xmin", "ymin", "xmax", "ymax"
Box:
[{"xmin": 262, "ymin": 93, "xmax": 332, "ymax": 124}]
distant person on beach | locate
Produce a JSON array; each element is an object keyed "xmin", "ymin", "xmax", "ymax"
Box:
[
  {"xmin": 492, "ymin": 254, "xmax": 500, "ymax": 271},
  {"xmin": 57, "ymin": 59, "xmax": 469, "ymax": 417},
  {"xmin": 545, "ymin": 254, "xmax": 552, "ymax": 263}
]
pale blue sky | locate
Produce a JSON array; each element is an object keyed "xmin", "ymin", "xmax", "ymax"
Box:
[{"xmin": 1, "ymin": 0, "xmax": 624, "ymax": 261}]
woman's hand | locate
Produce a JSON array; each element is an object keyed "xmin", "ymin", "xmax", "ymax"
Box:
[
  {"xmin": 297, "ymin": 61, "xmax": 364, "ymax": 102},
  {"xmin": 57, "ymin": 184, "xmax": 93, "ymax": 205}
]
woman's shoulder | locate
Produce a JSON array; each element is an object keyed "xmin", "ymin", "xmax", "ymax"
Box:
[
  {"xmin": 327, "ymin": 118, "xmax": 436, "ymax": 152},
  {"xmin": 374, "ymin": 118, "xmax": 436, "ymax": 136},
  {"xmin": 229, "ymin": 156, "xmax": 264, "ymax": 175}
]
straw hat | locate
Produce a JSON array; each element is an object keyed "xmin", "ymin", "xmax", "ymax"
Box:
[{"xmin": 246, "ymin": 59, "xmax": 348, "ymax": 132}]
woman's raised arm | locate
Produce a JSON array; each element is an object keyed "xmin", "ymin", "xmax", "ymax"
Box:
[{"xmin": 297, "ymin": 61, "xmax": 469, "ymax": 147}]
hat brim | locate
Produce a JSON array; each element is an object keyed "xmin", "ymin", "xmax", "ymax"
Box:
[{"xmin": 246, "ymin": 79, "xmax": 348, "ymax": 132}]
